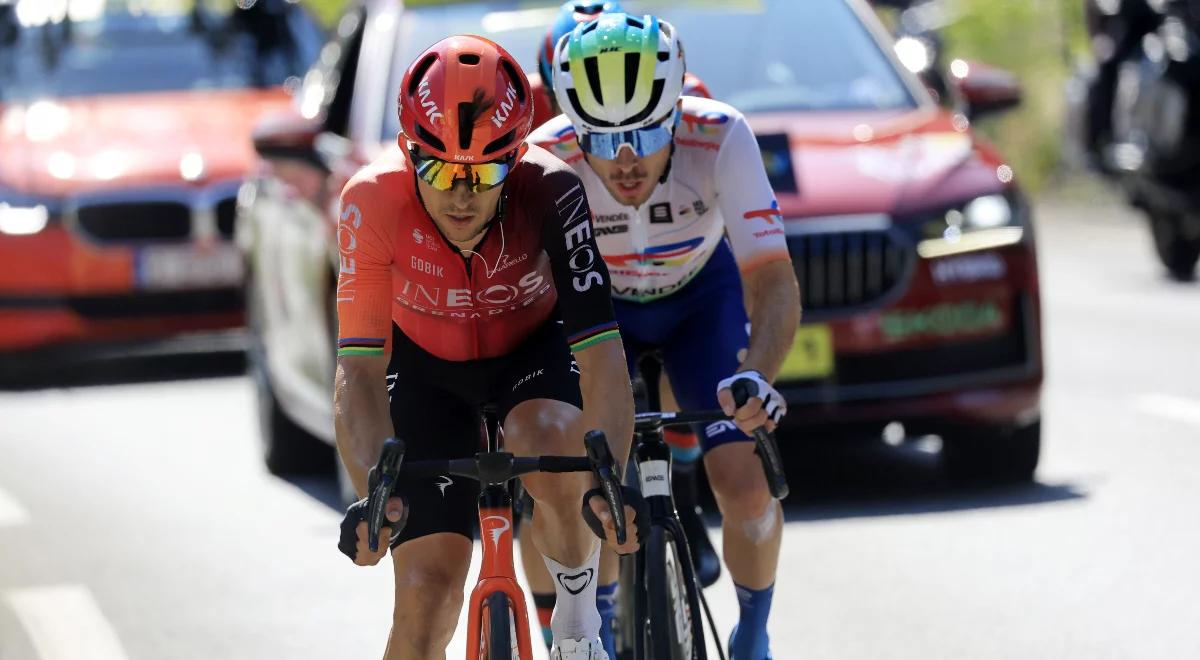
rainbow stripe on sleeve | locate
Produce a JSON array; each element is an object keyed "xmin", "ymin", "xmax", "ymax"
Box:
[
  {"xmin": 568, "ymin": 321, "xmax": 621, "ymax": 352},
  {"xmin": 337, "ymin": 337, "xmax": 386, "ymax": 357}
]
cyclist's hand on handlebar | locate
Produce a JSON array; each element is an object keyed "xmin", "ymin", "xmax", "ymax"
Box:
[
  {"xmin": 583, "ymin": 487, "xmax": 648, "ymax": 555},
  {"xmin": 338, "ymin": 496, "xmax": 407, "ymax": 566},
  {"xmin": 717, "ymin": 370, "xmax": 786, "ymax": 434}
]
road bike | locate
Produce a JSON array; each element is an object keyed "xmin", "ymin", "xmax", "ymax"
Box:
[
  {"xmin": 365, "ymin": 409, "xmax": 628, "ymax": 660},
  {"xmin": 616, "ymin": 356, "xmax": 789, "ymax": 660}
]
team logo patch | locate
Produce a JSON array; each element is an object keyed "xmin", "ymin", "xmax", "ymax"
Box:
[{"xmin": 650, "ymin": 202, "xmax": 673, "ymax": 224}]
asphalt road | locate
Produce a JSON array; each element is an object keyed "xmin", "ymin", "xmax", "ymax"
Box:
[{"xmin": 2, "ymin": 187, "xmax": 1199, "ymax": 660}]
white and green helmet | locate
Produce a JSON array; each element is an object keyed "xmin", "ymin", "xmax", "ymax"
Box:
[{"xmin": 551, "ymin": 13, "xmax": 686, "ymax": 133}]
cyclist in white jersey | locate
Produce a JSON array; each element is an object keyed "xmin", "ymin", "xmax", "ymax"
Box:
[{"xmin": 529, "ymin": 12, "xmax": 801, "ymax": 659}]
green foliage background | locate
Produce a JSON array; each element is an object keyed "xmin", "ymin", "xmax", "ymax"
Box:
[{"xmin": 299, "ymin": 0, "xmax": 1092, "ymax": 192}]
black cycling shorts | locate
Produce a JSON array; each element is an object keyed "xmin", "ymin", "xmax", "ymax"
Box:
[{"xmin": 386, "ymin": 319, "xmax": 582, "ymax": 546}]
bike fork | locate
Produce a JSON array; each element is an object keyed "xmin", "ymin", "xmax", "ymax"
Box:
[{"xmin": 466, "ymin": 485, "xmax": 533, "ymax": 660}]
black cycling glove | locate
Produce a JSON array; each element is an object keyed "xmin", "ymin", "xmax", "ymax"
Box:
[{"xmin": 337, "ymin": 495, "xmax": 409, "ymax": 561}]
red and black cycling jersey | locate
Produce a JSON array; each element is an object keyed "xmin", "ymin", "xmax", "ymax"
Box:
[{"xmin": 336, "ymin": 144, "xmax": 619, "ymax": 362}]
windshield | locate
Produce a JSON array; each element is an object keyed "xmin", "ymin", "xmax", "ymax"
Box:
[
  {"xmin": 380, "ymin": 0, "xmax": 915, "ymax": 138},
  {"xmin": 641, "ymin": 0, "xmax": 917, "ymax": 113},
  {"xmin": 0, "ymin": 0, "xmax": 323, "ymax": 103}
]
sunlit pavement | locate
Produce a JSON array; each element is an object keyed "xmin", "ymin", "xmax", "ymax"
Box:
[{"xmin": 2, "ymin": 189, "xmax": 1199, "ymax": 659}]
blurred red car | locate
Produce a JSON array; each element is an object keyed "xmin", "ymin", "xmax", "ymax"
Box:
[
  {"xmin": 241, "ymin": 0, "xmax": 1041, "ymax": 485},
  {"xmin": 0, "ymin": 0, "xmax": 320, "ymax": 370}
]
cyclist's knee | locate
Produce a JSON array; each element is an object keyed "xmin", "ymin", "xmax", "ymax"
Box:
[
  {"xmin": 521, "ymin": 469, "xmax": 590, "ymax": 516},
  {"xmin": 705, "ymin": 443, "xmax": 772, "ymax": 520},
  {"xmin": 391, "ymin": 567, "xmax": 465, "ymax": 649},
  {"xmin": 390, "ymin": 536, "xmax": 470, "ymax": 647}
]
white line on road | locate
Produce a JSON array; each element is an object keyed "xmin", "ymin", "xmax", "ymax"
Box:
[
  {"xmin": 0, "ymin": 485, "xmax": 30, "ymax": 527},
  {"xmin": 1135, "ymin": 393, "xmax": 1200, "ymax": 429},
  {"xmin": 5, "ymin": 585, "xmax": 131, "ymax": 660}
]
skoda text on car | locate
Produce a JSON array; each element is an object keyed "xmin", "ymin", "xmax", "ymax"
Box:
[
  {"xmin": 242, "ymin": 0, "xmax": 1041, "ymax": 484},
  {"xmin": 0, "ymin": 0, "xmax": 321, "ymax": 374}
]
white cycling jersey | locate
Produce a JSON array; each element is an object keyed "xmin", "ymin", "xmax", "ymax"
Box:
[{"xmin": 529, "ymin": 96, "xmax": 791, "ymax": 303}]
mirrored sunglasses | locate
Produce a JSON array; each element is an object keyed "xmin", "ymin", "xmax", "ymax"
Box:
[
  {"xmin": 411, "ymin": 152, "xmax": 513, "ymax": 193},
  {"xmin": 578, "ymin": 112, "xmax": 679, "ymax": 160}
]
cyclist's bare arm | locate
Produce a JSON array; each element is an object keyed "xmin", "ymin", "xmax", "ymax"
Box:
[
  {"xmin": 574, "ymin": 337, "xmax": 635, "ymax": 468},
  {"xmin": 738, "ymin": 260, "xmax": 800, "ymax": 381},
  {"xmin": 334, "ymin": 355, "xmax": 394, "ymax": 498},
  {"xmin": 334, "ymin": 177, "xmax": 399, "ymax": 498}
]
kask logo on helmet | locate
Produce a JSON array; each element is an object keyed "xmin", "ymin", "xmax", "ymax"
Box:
[
  {"xmin": 416, "ymin": 78, "xmax": 443, "ymax": 124},
  {"xmin": 491, "ymin": 81, "xmax": 520, "ymax": 128}
]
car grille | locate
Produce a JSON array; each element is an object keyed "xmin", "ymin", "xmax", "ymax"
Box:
[
  {"xmin": 76, "ymin": 202, "xmax": 192, "ymax": 242},
  {"xmin": 787, "ymin": 229, "xmax": 911, "ymax": 314},
  {"xmin": 216, "ymin": 197, "xmax": 237, "ymax": 239}
]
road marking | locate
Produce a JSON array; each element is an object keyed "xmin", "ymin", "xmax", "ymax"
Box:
[
  {"xmin": 1136, "ymin": 393, "xmax": 1200, "ymax": 429},
  {"xmin": 0, "ymin": 485, "xmax": 30, "ymax": 527},
  {"xmin": 5, "ymin": 585, "xmax": 131, "ymax": 660}
]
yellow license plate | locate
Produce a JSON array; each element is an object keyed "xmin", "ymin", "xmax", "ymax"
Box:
[{"xmin": 777, "ymin": 324, "xmax": 834, "ymax": 381}]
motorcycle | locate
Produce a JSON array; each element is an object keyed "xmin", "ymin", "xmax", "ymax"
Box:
[{"xmin": 1078, "ymin": 0, "xmax": 1200, "ymax": 280}]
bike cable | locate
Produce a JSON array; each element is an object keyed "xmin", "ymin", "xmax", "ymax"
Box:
[{"xmin": 697, "ymin": 585, "xmax": 727, "ymax": 660}]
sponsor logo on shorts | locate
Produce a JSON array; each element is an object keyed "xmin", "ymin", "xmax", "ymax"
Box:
[
  {"xmin": 705, "ymin": 420, "xmax": 739, "ymax": 437},
  {"xmin": 435, "ymin": 475, "xmax": 453, "ymax": 496},
  {"xmin": 512, "ymin": 368, "xmax": 545, "ymax": 391}
]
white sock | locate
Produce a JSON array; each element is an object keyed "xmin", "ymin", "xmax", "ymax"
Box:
[{"xmin": 542, "ymin": 543, "xmax": 601, "ymax": 645}]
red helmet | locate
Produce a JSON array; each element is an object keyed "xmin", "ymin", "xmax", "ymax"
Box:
[{"xmin": 398, "ymin": 36, "xmax": 534, "ymax": 163}]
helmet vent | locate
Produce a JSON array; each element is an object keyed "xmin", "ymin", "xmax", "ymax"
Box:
[
  {"xmin": 415, "ymin": 123, "xmax": 446, "ymax": 153},
  {"xmin": 624, "ymin": 52, "xmax": 639, "ymax": 102},
  {"xmin": 625, "ymin": 16, "xmax": 643, "ymax": 29},
  {"xmin": 406, "ymin": 53, "xmax": 438, "ymax": 96},
  {"xmin": 581, "ymin": 20, "xmax": 599, "ymax": 35},
  {"xmin": 584, "ymin": 56, "xmax": 604, "ymax": 104},
  {"xmin": 657, "ymin": 51, "xmax": 669, "ymax": 62},
  {"xmin": 623, "ymin": 78, "xmax": 664, "ymax": 125},
  {"xmin": 458, "ymin": 53, "xmax": 481, "ymax": 65},
  {"xmin": 458, "ymin": 89, "xmax": 489, "ymax": 151},
  {"xmin": 483, "ymin": 130, "xmax": 516, "ymax": 156},
  {"xmin": 499, "ymin": 59, "xmax": 527, "ymax": 103}
]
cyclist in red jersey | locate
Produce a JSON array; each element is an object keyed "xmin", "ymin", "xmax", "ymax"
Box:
[{"xmin": 334, "ymin": 36, "xmax": 640, "ymax": 660}]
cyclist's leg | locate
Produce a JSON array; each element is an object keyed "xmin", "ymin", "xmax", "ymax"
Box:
[
  {"xmin": 660, "ymin": 243, "xmax": 779, "ymax": 659},
  {"xmin": 497, "ymin": 321, "xmax": 604, "ymax": 652},
  {"xmin": 386, "ymin": 534, "xmax": 473, "ymax": 659},
  {"xmin": 383, "ymin": 325, "xmax": 491, "ymax": 658}
]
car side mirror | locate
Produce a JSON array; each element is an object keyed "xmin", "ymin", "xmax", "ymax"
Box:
[
  {"xmin": 950, "ymin": 59, "xmax": 1022, "ymax": 120},
  {"xmin": 252, "ymin": 110, "xmax": 327, "ymax": 172}
]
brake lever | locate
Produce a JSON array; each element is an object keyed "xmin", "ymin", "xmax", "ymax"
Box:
[
  {"xmin": 584, "ymin": 430, "xmax": 627, "ymax": 545},
  {"xmin": 730, "ymin": 380, "xmax": 790, "ymax": 500},
  {"xmin": 367, "ymin": 437, "xmax": 406, "ymax": 553}
]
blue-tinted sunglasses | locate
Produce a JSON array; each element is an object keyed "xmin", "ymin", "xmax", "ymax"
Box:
[{"xmin": 578, "ymin": 111, "xmax": 679, "ymax": 160}]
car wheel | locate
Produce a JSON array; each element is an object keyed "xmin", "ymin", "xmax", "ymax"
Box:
[
  {"xmin": 941, "ymin": 420, "xmax": 1040, "ymax": 484},
  {"xmin": 1149, "ymin": 211, "xmax": 1200, "ymax": 281}
]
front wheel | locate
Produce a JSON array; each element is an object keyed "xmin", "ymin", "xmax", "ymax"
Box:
[
  {"xmin": 481, "ymin": 591, "xmax": 517, "ymax": 660},
  {"xmin": 646, "ymin": 526, "xmax": 705, "ymax": 660}
]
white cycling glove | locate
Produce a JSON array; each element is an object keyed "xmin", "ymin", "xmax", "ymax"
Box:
[{"xmin": 716, "ymin": 370, "xmax": 787, "ymax": 425}]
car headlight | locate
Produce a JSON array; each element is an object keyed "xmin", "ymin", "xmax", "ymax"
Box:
[
  {"xmin": 916, "ymin": 193, "xmax": 1025, "ymax": 259},
  {"xmin": 0, "ymin": 203, "xmax": 51, "ymax": 236},
  {"xmin": 894, "ymin": 36, "xmax": 932, "ymax": 74}
]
